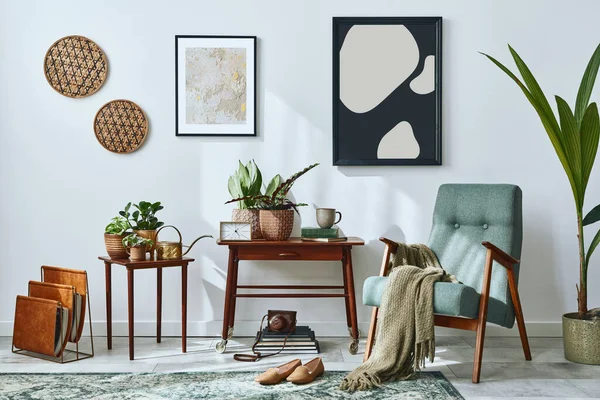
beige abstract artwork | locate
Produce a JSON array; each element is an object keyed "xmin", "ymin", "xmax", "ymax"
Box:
[{"xmin": 185, "ymin": 48, "xmax": 247, "ymax": 124}]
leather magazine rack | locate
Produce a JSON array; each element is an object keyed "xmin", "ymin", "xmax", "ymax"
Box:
[{"xmin": 12, "ymin": 266, "xmax": 94, "ymax": 363}]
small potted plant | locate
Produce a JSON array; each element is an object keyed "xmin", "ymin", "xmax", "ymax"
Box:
[
  {"xmin": 122, "ymin": 234, "xmax": 154, "ymax": 261},
  {"xmin": 226, "ymin": 163, "xmax": 319, "ymax": 241},
  {"xmin": 104, "ymin": 216, "xmax": 131, "ymax": 259},
  {"xmin": 119, "ymin": 201, "xmax": 164, "ymax": 254},
  {"xmin": 228, "ymin": 160, "xmax": 282, "ymax": 240}
]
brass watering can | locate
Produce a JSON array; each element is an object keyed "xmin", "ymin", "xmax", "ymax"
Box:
[{"xmin": 155, "ymin": 225, "xmax": 212, "ymax": 260}]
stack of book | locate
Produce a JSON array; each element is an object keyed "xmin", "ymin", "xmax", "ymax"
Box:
[
  {"xmin": 254, "ymin": 326, "xmax": 320, "ymax": 354},
  {"xmin": 301, "ymin": 227, "xmax": 347, "ymax": 242}
]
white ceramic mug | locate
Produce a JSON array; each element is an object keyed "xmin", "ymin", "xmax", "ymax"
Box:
[{"xmin": 316, "ymin": 208, "xmax": 342, "ymax": 229}]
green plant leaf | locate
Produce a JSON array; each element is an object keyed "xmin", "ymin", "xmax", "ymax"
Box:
[
  {"xmin": 586, "ymin": 226, "xmax": 600, "ymax": 266},
  {"xmin": 228, "ymin": 175, "xmax": 242, "ymax": 199},
  {"xmin": 265, "ymin": 175, "xmax": 283, "ymax": 196},
  {"xmin": 581, "ymin": 103, "xmax": 600, "ymax": 193},
  {"xmin": 481, "ymin": 51, "xmax": 580, "ymax": 207},
  {"xmin": 238, "ymin": 160, "xmax": 251, "ymax": 190},
  {"xmin": 556, "ymin": 96, "xmax": 583, "ymax": 206},
  {"xmin": 575, "ymin": 44, "xmax": 600, "ymax": 126},
  {"xmin": 583, "ymin": 204, "xmax": 600, "ymax": 226}
]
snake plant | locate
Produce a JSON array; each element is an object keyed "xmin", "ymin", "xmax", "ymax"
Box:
[
  {"xmin": 227, "ymin": 160, "xmax": 284, "ymax": 209},
  {"xmin": 482, "ymin": 44, "xmax": 600, "ymax": 319}
]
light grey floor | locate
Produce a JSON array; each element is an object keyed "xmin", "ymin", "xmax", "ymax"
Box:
[{"xmin": 1, "ymin": 335, "xmax": 600, "ymax": 399}]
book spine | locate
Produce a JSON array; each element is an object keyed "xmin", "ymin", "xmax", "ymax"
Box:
[{"xmin": 301, "ymin": 228, "xmax": 338, "ymax": 238}]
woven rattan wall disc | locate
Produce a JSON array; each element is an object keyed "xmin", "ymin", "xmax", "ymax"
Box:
[
  {"xmin": 94, "ymin": 100, "xmax": 149, "ymax": 154},
  {"xmin": 44, "ymin": 35, "xmax": 108, "ymax": 98}
]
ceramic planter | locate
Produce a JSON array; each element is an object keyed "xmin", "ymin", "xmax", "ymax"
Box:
[
  {"xmin": 259, "ymin": 209, "xmax": 294, "ymax": 241},
  {"xmin": 104, "ymin": 233, "xmax": 129, "ymax": 259},
  {"xmin": 127, "ymin": 246, "xmax": 147, "ymax": 261},
  {"xmin": 563, "ymin": 312, "xmax": 600, "ymax": 364},
  {"xmin": 232, "ymin": 209, "xmax": 262, "ymax": 240}
]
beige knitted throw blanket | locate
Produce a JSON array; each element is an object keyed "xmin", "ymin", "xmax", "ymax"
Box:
[{"xmin": 340, "ymin": 243, "xmax": 457, "ymax": 392}]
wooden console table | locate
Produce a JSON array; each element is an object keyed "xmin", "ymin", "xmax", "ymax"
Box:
[
  {"xmin": 215, "ymin": 237, "xmax": 364, "ymax": 354},
  {"xmin": 99, "ymin": 256, "xmax": 195, "ymax": 360}
]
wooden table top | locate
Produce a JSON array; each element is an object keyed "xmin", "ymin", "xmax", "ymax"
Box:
[
  {"xmin": 216, "ymin": 237, "xmax": 365, "ymax": 246},
  {"xmin": 99, "ymin": 256, "xmax": 195, "ymax": 268}
]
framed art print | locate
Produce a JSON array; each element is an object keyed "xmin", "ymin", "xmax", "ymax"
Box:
[
  {"xmin": 333, "ymin": 17, "xmax": 442, "ymax": 165},
  {"xmin": 175, "ymin": 35, "xmax": 256, "ymax": 136}
]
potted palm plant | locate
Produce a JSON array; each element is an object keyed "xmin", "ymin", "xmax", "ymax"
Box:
[
  {"xmin": 104, "ymin": 216, "xmax": 131, "ymax": 259},
  {"xmin": 483, "ymin": 44, "xmax": 600, "ymax": 364},
  {"xmin": 226, "ymin": 163, "xmax": 319, "ymax": 241},
  {"xmin": 228, "ymin": 160, "xmax": 282, "ymax": 240},
  {"xmin": 122, "ymin": 233, "xmax": 154, "ymax": 261},
  {"xmin": 119, "ymin": 201, "xmax": 165, "ymax": 254}
]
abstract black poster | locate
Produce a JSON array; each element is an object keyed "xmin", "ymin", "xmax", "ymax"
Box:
[{"xmin": 333, "ymin": 17, "xmax": 442, "ymax": 165}]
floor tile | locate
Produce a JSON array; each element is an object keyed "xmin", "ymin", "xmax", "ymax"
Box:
[{"xmin": 450, "ymin": 378, "xmax": 590, "ymax": 398}]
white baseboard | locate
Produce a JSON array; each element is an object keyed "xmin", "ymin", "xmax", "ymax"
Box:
[{"xmin": 0, "ymin": 320, "xmax": 563, "ymax": 337}]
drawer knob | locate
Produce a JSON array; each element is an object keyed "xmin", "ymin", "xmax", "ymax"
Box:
[{"xmin": 279, "ymin": 252, "xmax": 300, "ymax": 257}]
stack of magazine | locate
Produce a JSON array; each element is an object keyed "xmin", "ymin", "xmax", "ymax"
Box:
[
  {"xmin": 301, "ymin": 227, "xmax": 347, "ymax": 242},
  {"xmin": 254, "ymin": 326, "xmax": 320, "ymax": 354}
]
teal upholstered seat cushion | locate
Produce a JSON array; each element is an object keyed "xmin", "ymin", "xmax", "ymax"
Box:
[
  {"xmin": 362, "ymin": 184, "xmax": 523, "ymax": 329},
  {"xmin": 363, "ymin": 276, "xmax": 509, "ymax": 326}
]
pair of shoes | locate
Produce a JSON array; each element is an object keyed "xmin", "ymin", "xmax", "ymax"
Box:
[{"xmin": 254, "ymin": 357, "xmax": 325, "ymax": 385}]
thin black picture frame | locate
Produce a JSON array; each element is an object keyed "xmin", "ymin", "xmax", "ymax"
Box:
[
  {"xmin": 332, "ymin": 17, "xmax": 442, "ymax": 165},
  {"xmin": 175, "ymin": 35, "xmax": 257, "ymax": 137}
]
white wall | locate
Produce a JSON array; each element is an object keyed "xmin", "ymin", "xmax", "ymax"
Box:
[{"xmin": 1, "ymin": 0, "xmax": 599, "ymax": 338}]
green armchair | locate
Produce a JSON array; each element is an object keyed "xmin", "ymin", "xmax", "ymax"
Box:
[{"xmin": 362, "ymin": 184, "xmax": 531, "ymax": 383}]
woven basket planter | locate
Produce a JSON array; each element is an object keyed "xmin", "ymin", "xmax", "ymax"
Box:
[
  {"xmin": 232, "ymin": 209, "xmax": 263, "ymax": 240},
  {"xmin": 104, "ymin": 233, "xmax": 128, "ymax": 259},
  {"xmin": 259, "ymin": 209, "xmax": 294, "ymax": 241}
]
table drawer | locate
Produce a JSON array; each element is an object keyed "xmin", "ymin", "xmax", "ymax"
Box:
[{"xmin": 237, "ymin": 246, "xmax": 343, "ymax": 261}]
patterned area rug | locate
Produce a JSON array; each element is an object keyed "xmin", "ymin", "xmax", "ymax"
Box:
[{"xmin": 0, "ymin": 371, "xmax": 463, "ymax": 399}]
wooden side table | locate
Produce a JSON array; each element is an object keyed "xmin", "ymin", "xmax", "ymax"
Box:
[
  {"xmin": 215, "ymin": 237, "xmax": 364, "ymax": 354},
  {"xmin": 99, "ymin": 256, "xmax": 195, "ymax": 360}
]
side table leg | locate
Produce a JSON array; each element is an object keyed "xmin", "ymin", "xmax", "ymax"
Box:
[
  {"xmin": 343, "ymin": 247, "xmax": 360, "ymax": 354},
  {"xmin": 104, "ymin": 262, "xmax": 112, "ymax": 350},
  {"xmin": 182, "ymin": 264, "xmax": 188, "ymax": 353},
  {"xmin": 157, "ymin": 267, "xmax": 162, "ymax": 343},
  {"xmin": 217, "ymin": 248, "xmax": 236, "ymax": 353},
  {"xmin": 127, "ymin": 268, "xmax": 135, "ymax": 360},
  {"xmin": 227, "ymin": 255, "xmax": 239, "ymax": 338},
  {"xmin": 341, "ymin": 257, "xmax": 352, "ymax": 331}
]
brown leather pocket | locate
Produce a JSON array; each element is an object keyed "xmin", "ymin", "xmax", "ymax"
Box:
[{"xmin": 13, "ymin": 296, "xmax": 63, "ymax": 357}]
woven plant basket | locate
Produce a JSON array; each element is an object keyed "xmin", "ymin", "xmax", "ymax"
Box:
[
  {"xmin": 259, "ymin": 209, "xmax": 294, "ymax": 241},
  {"xmin": 104, "ymin": 233, "xmax": 128, "ymax": 259},
  {"xmin": 232, "ymin": 209, "xmax": 263, "ymax": 240}
]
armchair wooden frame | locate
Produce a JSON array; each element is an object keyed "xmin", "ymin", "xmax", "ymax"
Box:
[{"xmin": 364, "ymin": 237, "xmax": 531, "ymax": 383}]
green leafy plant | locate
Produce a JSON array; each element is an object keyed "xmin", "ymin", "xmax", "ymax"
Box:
[
  {"xmin": 482, "ymin": 44, "xmax": 600, "ymax": 319},
  {"xmin": 122, "ymin": 233, "xmax": 154, "ymax": 248},
  {"xmin": 226, "ymin": 163, "xmax": 319, "ymax": 213},
  {"xmin": 104, "ymin": 216, "xmax": 131, "ymax": 235},
  {"xmin": 227, "ymin": 160, "xmax": 283, "ymax": 209},
  {"xmin": 119, "ymin": 201, "xmax": 165, "ymax": 231}
]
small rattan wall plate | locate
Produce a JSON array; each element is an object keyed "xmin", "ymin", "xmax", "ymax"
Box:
[
  {"xmin": 44, "ymin": 35, "xmax": 108, "ymax": 98},
  {"xmin": 94, "ymin": 100, "xmax": 149, "ymax": 154}
]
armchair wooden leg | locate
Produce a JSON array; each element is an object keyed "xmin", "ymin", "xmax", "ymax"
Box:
[
  {"xmin": 508, "ymin": 268, "xmax": 532, "ymax": 360},
  {"xmin": 473, "ymin": 250, "xmax": 494, "ymax": 383},
  {"xmin": 364, "ymin": 306, "xmax": 379, "ymax": 362}
]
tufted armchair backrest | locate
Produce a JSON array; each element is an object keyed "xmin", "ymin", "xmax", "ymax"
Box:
[{"xmin": 427, "ymin": 184, "xmax": 523, "ymax": 328}]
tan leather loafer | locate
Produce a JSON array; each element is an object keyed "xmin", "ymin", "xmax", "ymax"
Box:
[
  {"xmin": 286, "ymin": 357, "xmax": 324, "ymax": 384},
  {"xmin": 254, "ymin": 359, "xmax": 302, "ymax": 385}
]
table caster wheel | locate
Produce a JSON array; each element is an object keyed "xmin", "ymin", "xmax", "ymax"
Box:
[
  {"xmin": 215, "ymin": 339, "xmax": 227, "ymax": 354},
  {"xmin": 348, "ymin": 339, "xmax": 359, "ymax": 355},
  {"xmin": 227, "ymin": 327, "xmax": 234, "ymax": 340}
]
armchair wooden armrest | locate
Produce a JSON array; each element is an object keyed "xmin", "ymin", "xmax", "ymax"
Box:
[
  {"xmin": 378, "ymin": 237, "xmax": 398, "ymax": 276},
  {"xmin": 482, "ymin": 241, "xmax": 519, "ymax": 269}
]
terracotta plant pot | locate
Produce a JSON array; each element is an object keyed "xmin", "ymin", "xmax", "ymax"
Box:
[
  {"xmin": 563, "ymin": 312, "xmax": 600, "ymax": 364},
  {"xmin": 134, "ymin": 229, "xmax": 157, "ymax": 253},
  {"xmin": 232, "ymin": 209, "xmax": 263, "ymax": 240},
  {"xmin": 259, "ymin": 209, "xmax": 294, "ymax": 241},
  {"xmin": 127, "ymin": 246, "xmax": 147, "ymax": 261},
  {"xmin": 104, "ymin": 233, "xmax": 129, "ymax": 259}
]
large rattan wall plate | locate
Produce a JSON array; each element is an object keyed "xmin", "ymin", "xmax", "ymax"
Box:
[
  {"xmin": 94, "ymin": 100, "xmax": 149, "ymax": 154},
  {"xmin": 44, "ymin": 35, "xmax": 108, "ymax": 98}
]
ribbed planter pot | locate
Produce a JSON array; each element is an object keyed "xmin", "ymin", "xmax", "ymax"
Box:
[
  {"xmin": 232, "ymin": 209, "xmax": 263, "ymax": 240},
  {"xmin": 127, "ymin": 246, "xmax": 147, "ymax": 261},
  {"xmin": 104, "ymin": 233, "xmax": 128, "ymax": 259},
  {"xmin": 135, "ymin": 229, "xmax": 158, "ymax": 253},
  {"xmin": 563, "ymin": 312, "xmax": 600, "ymax": 365},
  {"xmin": 259, "ymin": 209, "xmax": 294, "ymax": 241}
]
